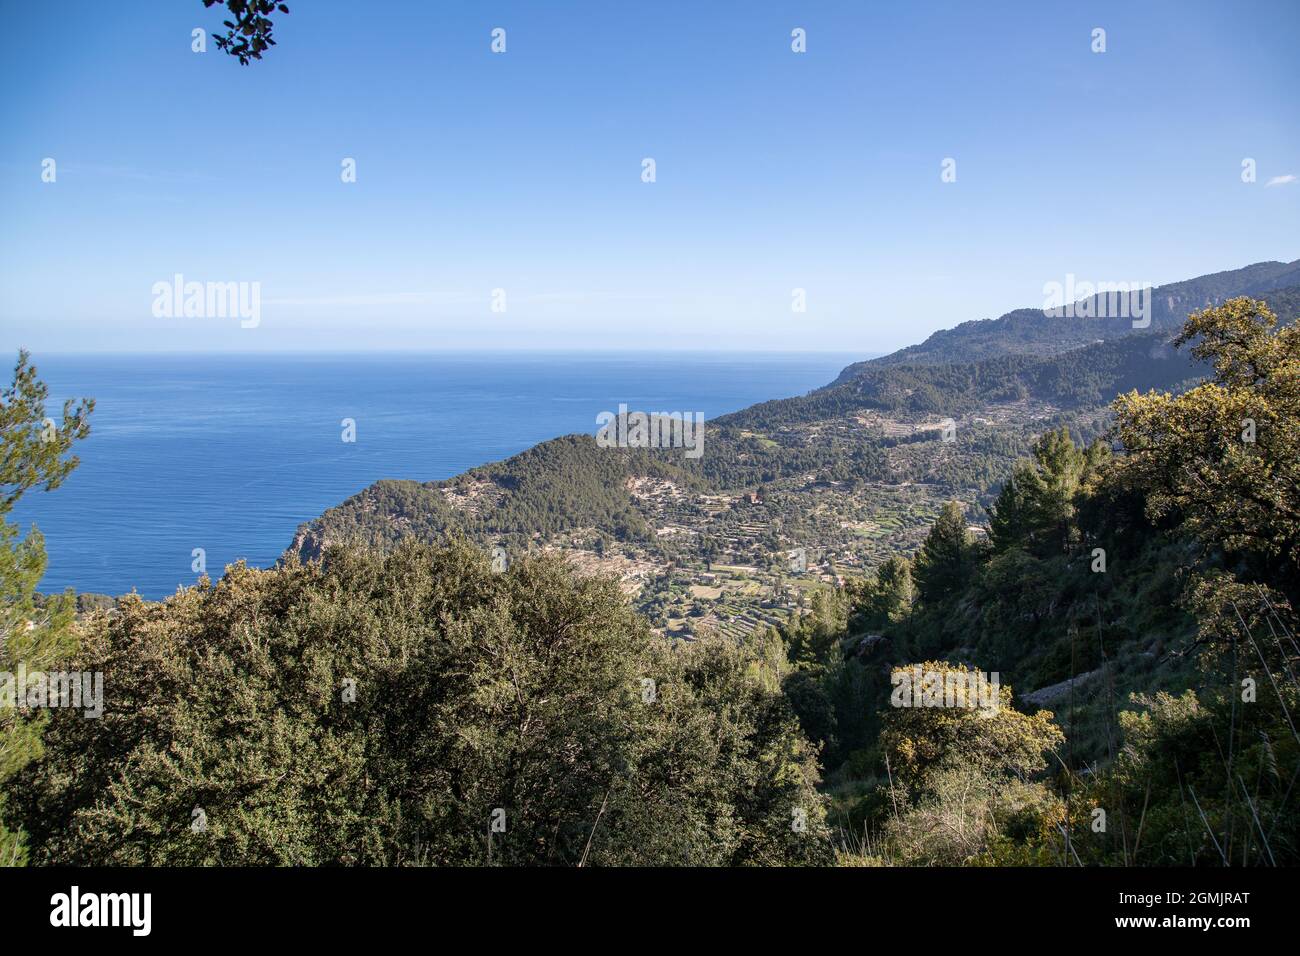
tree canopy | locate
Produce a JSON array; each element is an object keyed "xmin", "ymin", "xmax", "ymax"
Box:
[
  {"xmin": 1112, "ymin": 297, "xmax": 1299, "ymax": 603},
  {"xmin": 8, "ymin": 540, "xmax": 831, "ymax": 866}
]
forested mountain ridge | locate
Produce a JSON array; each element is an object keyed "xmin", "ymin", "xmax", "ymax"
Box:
[
  {"xmin": 288, "ymin": 267, "xmax": 1300, "ymax": 616},
  {"xmin": 289, "ymin": 330, "xmax": 1199, "ymax": 567},
  {"xmin": 718, "ymin": 328, "xmax": 1206, "ymax": 430},
  {"xmin": 831, "ymin": 260, "xmax": 1300, "ymax": 378}
]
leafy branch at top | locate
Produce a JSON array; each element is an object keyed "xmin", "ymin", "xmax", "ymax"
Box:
[{"xmin": 202, "ymin": 0, "xmax": 290, "ymax": 65}]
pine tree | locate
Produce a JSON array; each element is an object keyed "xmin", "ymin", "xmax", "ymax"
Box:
[
  {"xmin": 0, "ymin": 351, "xmax": 93, "ymax": 864},
  {"xmin": 912, "ymin": 502, "xmax": 976, "ymax": 605},
  {"xmin": 987, "ymin": 427, "xmax": 1104, "ymax": 557}
]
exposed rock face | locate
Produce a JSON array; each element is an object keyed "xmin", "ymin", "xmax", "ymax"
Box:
[
  {"xmin": 288, "ymin": 525, "xmax": 326, "ymax": 563},
  {"xmin": 1021, "ymin": 668, "xmax": 1102, "ymax": 708},
  {"xmin": 850, "ymin": 633, "xmax": 889, "ymax": 659}
]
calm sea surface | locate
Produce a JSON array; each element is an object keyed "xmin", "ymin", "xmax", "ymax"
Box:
[{"xmin": 12, "ymin": 352, "xmax": 858, "ymax": 598}]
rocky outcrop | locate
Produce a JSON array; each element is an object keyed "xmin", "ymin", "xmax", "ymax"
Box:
[
  {"xmin": 286, "ymin": 524, "xmax": 326, "ymax": 564},
  {"xmin": 847, "ymin": 633, "xmax": 889, "ymax": 659},
  {"xmin": 1021, "ymin": 668, "xmax": 1102, "ymax": 708}
]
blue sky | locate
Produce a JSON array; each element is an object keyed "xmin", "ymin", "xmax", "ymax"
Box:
[{"xmin": 1, "ymin": 0, "xmax": 1296, "ymax": 353}]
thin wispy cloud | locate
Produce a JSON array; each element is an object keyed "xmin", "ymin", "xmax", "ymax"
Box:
[
  {"xmin": 62, "ymin": 163, "xmax": 220, "ymax": 184},
  {"xmin": 263, "ymin": 291, "xmax": 678, "ymax": 309},
  {"xmin": 1265, "ymin": 174, "xmax": 1297, "ymax": 187},
  {"xmin": 262, "ymin": 292, "xmax": 437, "ymax": 307}
]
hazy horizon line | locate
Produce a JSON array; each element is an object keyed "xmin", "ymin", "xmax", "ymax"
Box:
[{"xmin": 20, "ymin": 347, "xmax": 877, "ymax": 358}]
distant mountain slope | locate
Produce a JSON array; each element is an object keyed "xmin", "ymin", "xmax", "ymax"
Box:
[
  {"xmin": 831, "ymin": 261, "xmax": 1300, "ymax": 380},
  {"xmin": 290, "ymin": 331, "xmax": 1202, "ymax": 562},
  {"xmin": 288, "ymin": 265, "xmax": 1299, "ymax": 572},
  {"xmin": 720, "ymin": 331, "xmax": 1202, "ymax": 431},
  {"xmin": 289, "ymin": 437, "xmax": 700, "ymax": 561}
]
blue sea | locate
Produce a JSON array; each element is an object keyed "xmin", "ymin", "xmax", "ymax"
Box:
[{"xmin": 12, "ymin": 352, "xmax": 858, "ymax": 598}]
